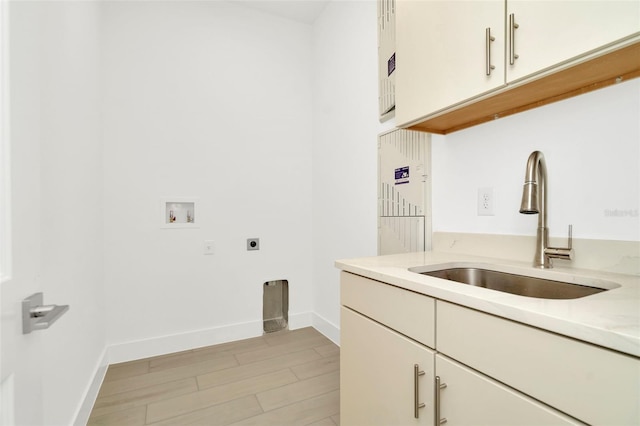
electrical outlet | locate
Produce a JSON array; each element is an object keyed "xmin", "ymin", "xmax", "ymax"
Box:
[
  {"xmin": 478, "ymin": 187, "xmax": 494, "ymax": 216},
  {"xmin": 203, "ymin": 240, "xmax": 214, "ymax": 255}
]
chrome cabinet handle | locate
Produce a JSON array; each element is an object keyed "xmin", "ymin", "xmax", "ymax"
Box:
[
  {"xmin": 435, "ymin": 376, "xmax": 448, "ymax": 424},
  {"xmin": 485, "ymin": 27, "xmax": 496, "ymax": 76},
  {"xmin": 509, "ymin": 13, "xmax": 519, "ymax": 65},
  {"xmin": 414, "ymin": 364, "xmax": 426, "ymax": 418}
]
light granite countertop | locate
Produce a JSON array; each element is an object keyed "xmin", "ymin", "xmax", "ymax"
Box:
[{"xmin": 336, "ymin": 251, "xmax": 640, "ymax": 358}]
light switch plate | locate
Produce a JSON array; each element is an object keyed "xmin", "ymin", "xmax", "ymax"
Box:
[{"xmin": 204, "ymin": 240, "xmax": 214, "ymax": 255}]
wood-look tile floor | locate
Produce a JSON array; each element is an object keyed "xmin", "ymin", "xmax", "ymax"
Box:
[{"xmin": 87, "ymin": 327, "xmax": 340, "ymax": 426}]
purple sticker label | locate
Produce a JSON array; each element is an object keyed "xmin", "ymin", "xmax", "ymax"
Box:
[
  {"xmin": 395, "ymin": 166, "xmax": 409, "ymax": 185},
  {"xmin": 388, "ymin": 53, "xmax": 396, "ymax": 76}
]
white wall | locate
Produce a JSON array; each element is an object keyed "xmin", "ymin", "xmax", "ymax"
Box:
[
  {"xmin": 5, "ymin": 2, "xmax": 105, "ymax": 425},
  {"xmin": 431, "ymin": 79, "xmax": 640, "ymax": 242},
  {"xmin": 101, "ymin": 1, "xmax": 314, "ymax": 351},
  {"xmin": 311, "ymin": 0, "xmax": 391, "ymax": 342}
]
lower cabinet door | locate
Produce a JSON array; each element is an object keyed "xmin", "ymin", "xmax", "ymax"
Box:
[
  {"xmin": 435, "ymin": 355, "xmax": 584, "ymax": 425},
  {"xmin": 341, "ymin": 306, "xmax": 435, "ymax": 425}
]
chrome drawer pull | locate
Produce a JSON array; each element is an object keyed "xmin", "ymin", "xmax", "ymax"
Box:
[
  {"xmin": 486, "ymin": 27, "xmax": 496, "ymax": 75},
  {"xmin": 509, "ymin": 13, "xmax": 520, "ymax": 65},
  {"xmin": 435, "ymin": 375, "xmax": 448, "ymax": 424},
  {"xmin": 414, "ymin": 364, "xmax": 426, "ymax": 418}
]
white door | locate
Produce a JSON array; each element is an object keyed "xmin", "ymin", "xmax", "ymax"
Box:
[
  {"xmin": 1, "ymin": 1, "xmax": 46, "ymax": 423},
  {"xmin": 3, "ymin": 2, "xmax": 105, "ymax": 423}
]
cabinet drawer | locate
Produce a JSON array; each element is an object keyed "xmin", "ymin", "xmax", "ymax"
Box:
[
  {"xmin": 437, "ymin": 301, "xmax": 640, "ymax": 425},
  {"xmin": 436, "ymin": 355, "xmax": 582, "ymax": 425},
  {"xmin": 341, "ymin": 272, "xmax": 435, "ymax": 348}
]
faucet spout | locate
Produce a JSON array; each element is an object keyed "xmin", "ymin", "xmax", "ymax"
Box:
[
  {"xmin": 519, "ymin": 150, "xmax": 547, "ymax": 219},
  {"xmin": 519, "ymin": 151, "xmax": 573, "ymax": 268}
]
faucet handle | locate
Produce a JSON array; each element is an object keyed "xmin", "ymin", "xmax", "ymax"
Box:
[{"xmin": 545, "ymin": 225, "xmax": 574, "ymax": 261}]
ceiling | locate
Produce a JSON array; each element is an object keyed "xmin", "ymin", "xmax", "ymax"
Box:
[{"xmin": 235, "ymin": 0, "xmax": 331, "ymax": 25}]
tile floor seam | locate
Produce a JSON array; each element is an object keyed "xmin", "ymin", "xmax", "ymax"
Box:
[
  {"xmin": 252, "ymin": 393, "xmax": 267, "ymax": 415},
  {"xmin": 259, "ymin": 386, "xmax": 340, "ymax": 414},
  {"xmin": 195, "ymin": 364, "xmax": 295, "ymax": 392},
  {"xmin": 232, "ymin": 352, "xmax": 242, "ymax": 369},
  {"xmin": 194, "ymin": 348, "xmax": 326, "ymax": 392},
  {"xmin": 232, "ymin": 389, "xmax": 341, "ymax": 426},
  {"xmin": 88, "ymin": 328, "xmax": 339, "ymax": 426},
  {"xmin": 102, "ymin": 364, "xmax": 151, "ymax": 383},
  {"xmin": 145, "ymin": 368, "xmax": 300, "ymax": 423},
  {"xmin": 253, "ymin": 367, "xmax": 301, "ymax": 410},
  {"xmin": 145, "ymin": 394, "xmax": 266, "ymax": 426},
  {"xmin": 94, "ymin": 375, "xmax": 200, "ymax": 403},
  {"xmin": 144, "ymin": 399, "xmax": 204, "ymax": 426},
  {"xmin": 99, "ymin": 358, "xmax": 240, "ymax": 398},
  {"xmin": 255, "ymin": 373, "xmax": 340, "ymax": 414},
  {"xmin": 195, "ymin": 359, "xmax": 243, "ymax": 391},
  {"xmin": 254, "ymin": 389, "xmax": 268, "ymax": 414},
  {"xmin": 144, "ymin": 402, "xmax": 190, "ymax": 426},
  {"xmin": 91, "ymin": 377, "xmax": 200, "ymax": 419}
]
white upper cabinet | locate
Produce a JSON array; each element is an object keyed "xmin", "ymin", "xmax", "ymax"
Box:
[
  {"xmin": 507, "ymin": 0, "xmax": 640, "ymax": 82},
  {"xmin": 396, "ymin": 0, "xmax": 506, "ymax": 126},
  {"xmin": 395, "ymin": 0, "xmax": 640, "ymax": 133}
]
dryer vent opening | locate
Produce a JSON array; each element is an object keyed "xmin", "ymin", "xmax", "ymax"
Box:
[{"xmin": 263, "ymin": 280, "xmax": 289, "ymax": 333}]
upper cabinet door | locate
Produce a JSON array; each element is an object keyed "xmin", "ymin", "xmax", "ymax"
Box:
[
  {"xmin": 396, "ymin": 0, "xmax": 506, "ymax": 127},
  {"xmin": 507, "ymin": 0, "xmax": 640, "ymax": 83}
]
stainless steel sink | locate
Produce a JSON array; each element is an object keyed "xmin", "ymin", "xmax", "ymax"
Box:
[{"xmin": 415, "ymin": 267, "xmax": 609, "ymax": 299}]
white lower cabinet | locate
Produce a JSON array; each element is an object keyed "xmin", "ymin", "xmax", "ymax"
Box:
[
  {"xmin": 435, "ymin": 354, "xmax": 581, "ymax": 425},
  {"xmin": 437, "ymin": 300, "xmax": 640, "ymax": 425},
  {"xmin": 340, "ymin": 272, "xmax": 640, "ymax": 425},
  {"xmin": 341, "ymin": 306, "xmax": 435, "ymax": 425}
]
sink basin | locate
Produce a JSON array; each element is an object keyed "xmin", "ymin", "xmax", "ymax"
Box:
[{"xmin": 413, "ymin": 266, "xmax": 611, "ymax": 299}]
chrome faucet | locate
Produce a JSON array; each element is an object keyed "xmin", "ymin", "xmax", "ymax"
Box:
[{"xmin": 519, "ymin": 151, "xmax": 573, "ymax": 268}]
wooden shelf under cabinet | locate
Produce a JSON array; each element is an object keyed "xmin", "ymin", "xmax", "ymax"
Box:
[{"xmin": 406, "ymin": 41, "xmax": 640, "ymax": 135}]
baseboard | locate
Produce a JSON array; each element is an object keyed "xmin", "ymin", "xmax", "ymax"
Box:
[
  {"xmin": 107, "ymin": 320, "xmax": 259, "ymax": 365},
  {"xmin": 106, "ymin": 311, "xmax": 314, "ymax": 365},
  {"xmin": 312, "ymin": 312, "xmax": 340, "ymax": 346},
  {"xmin": 288, "ymin": 311, "xmax": 313, "ymax": 331},
  {"xmin": 73, "ymin": 347, "xmax": 109, "ymax": 426}
]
